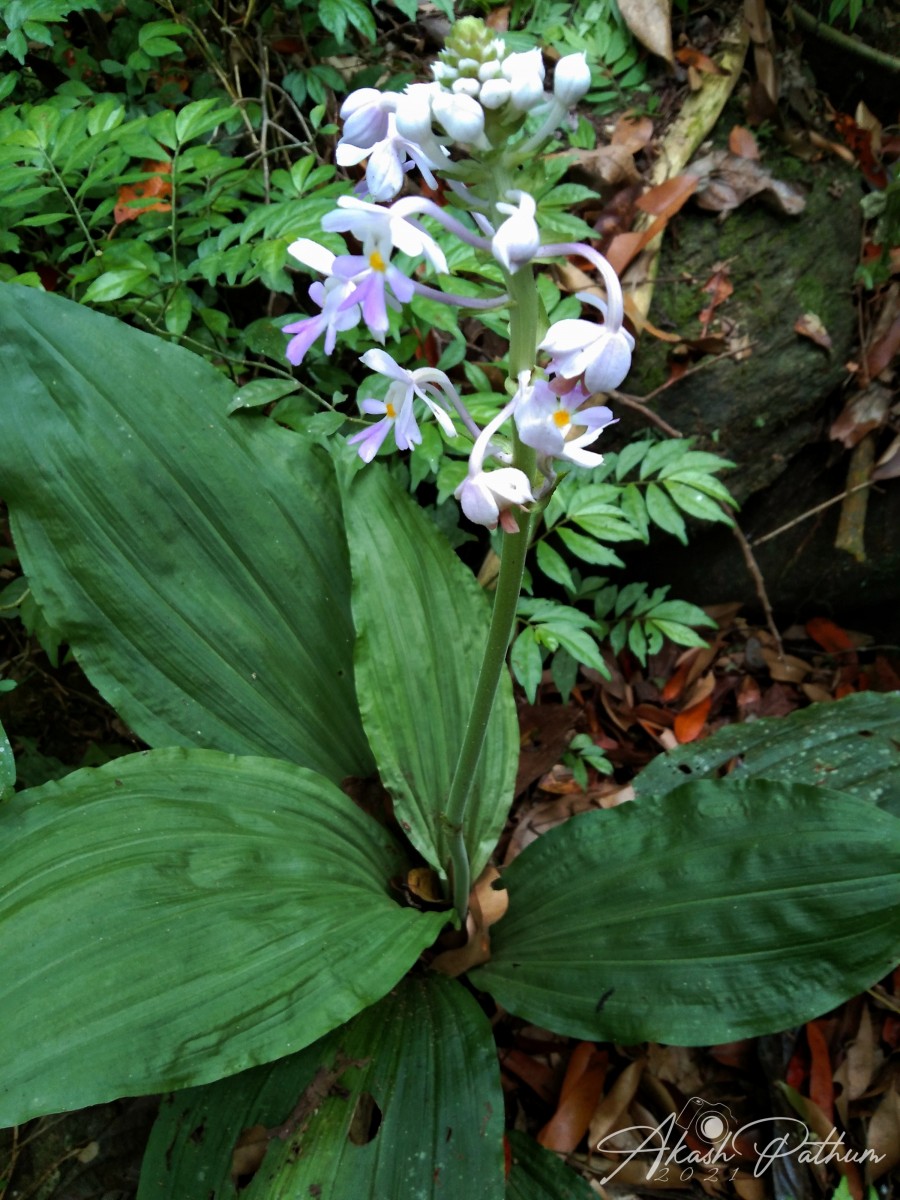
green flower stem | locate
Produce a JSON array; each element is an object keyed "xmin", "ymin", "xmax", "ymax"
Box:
[{"xmin": 444, "ymin": 265, "xmax": 540, "ymax": 920}]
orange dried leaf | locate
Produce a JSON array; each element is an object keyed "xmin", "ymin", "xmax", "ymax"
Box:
[
  {"xmin": 806, "ymin": 616, "xmax": 855, "ymax": 655},
  {"xmin": 499, "ymin": 1049, "xmax": 558, "ymax": 1104},
  {"xmin": 673, "ymin": 695, "xmax": 712, "ymax": 743},
  {"xmin": 728, "ymin": 124, "xmax": 760, "ymax": 158},
  {"xmin": 538, "ymin": 1043, "xmax": 608, "ymax": 1153},
  {"xmin": 675, "ymin": 45, "xmax": 727, "ymax": 75},
  {"xmin": 806, "ymin": 1020, "xmax": 834, "ymax": 1123},
  {"xmin": 114, "ymin": 159, "xmax": 172, "ymax": 224},
  {"xmin": 611, "ymin": 113, "xmax": 654, "ymax": 151},
  {"xmin": 636, "ymin": 173, "xmax": 699, "ymax": 218},
  {"xmin": 604, "ymin": 230, "xmax": 648, "ymax": 277}
]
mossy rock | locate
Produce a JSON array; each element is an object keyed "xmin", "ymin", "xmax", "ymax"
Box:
[{"xmin": 622, "ymin": 155, "xmax": 862, "ymax": 502}]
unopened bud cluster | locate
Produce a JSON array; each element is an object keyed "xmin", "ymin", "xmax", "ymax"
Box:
[{"xmin": 282, "ymin": 18, "xmax": 632, "ymax": 531}]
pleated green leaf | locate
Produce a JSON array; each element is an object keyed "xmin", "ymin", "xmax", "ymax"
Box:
[
  {"xmin": 635, "ymin": 692, "xmax": 900, "ymax": 816},
  {"xmin": 137, "ymin": 974, "xmax": 505, "ymax": 1200},
  {"xmin": 343, "ymin": 466, "xmax": 518, "ymax": 879},
  {"xmin": 0, "ymin": 284, "xmax": 372, "ymax": 781},
  {"xmin": 0, "ymin": 718, "xmax": 13, "ymax": 800},
  {"xmin": 0, "ymin": 749, "xmax": 444, "ymax": 1126},
  {"xmin": 506, "ymin": 1132, "xmax": 596, "ymax": 1200},
  {"xmin": 473, "ymin": 779, "xmax": 900, "ymax": 1045}
]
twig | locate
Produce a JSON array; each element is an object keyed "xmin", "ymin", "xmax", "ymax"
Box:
[
  {"xmin": 732, "ymin": 519, "xmax": 784, "ymax": 657},
  {"xmin": 750, "ymin": 481, "xmax": 876, "ymax": 546},
  {"xmin": 607, "ymin": 390, "xmax": 683, "ymax": 437},
  {"xmin": 639, "ymin": 341, "xmax": 759, "ymax": 405},
  {"xmin": 787, "ymin": 1, "xmax": 900, "ymax": 72}
]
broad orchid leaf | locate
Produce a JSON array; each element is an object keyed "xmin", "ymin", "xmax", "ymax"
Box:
[
  {"xmin": 635, "ymin": 692, "xmax": 900, "ymax": 816},
  {"xmin": 0, "ymin": 718, "xmax": 13, "ymax": 800},
  {"xmin": 343, "ymin": 466, "xmax": 518, "ymax": 880},
  {"xmin": 0, "ymin": 749, "xmax": 444, "ymax": 1126},
  {"xmin": 0, "ymin": 284, "xmax": 372, "ymax": 782},
  {"xmin": 506, "ymin": 1131, "xmax": 596, "ymax": 1199},
  {"xmin": 473, "ymin": 780, "xmax": 900, "ymax": 1045},
  {"xmin": 138, "ymin": 974, "xmax": 505, "ymax": 1200}
]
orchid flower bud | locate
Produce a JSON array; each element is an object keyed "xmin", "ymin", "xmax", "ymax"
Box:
[
  {"xmin": 431, "ymin": 91, "xmax": 485, "ymax": 143},
  {"xmin": 491, "ymin": 190, "xmax": 540, "ymax": 274},
  {"xmin": 553, "ymin": 52, "xmax": 591, "ymax": 105},
  {"xmin": 394, "ymin": 83, "xmax": 437, "ymax": 142},
  {"xmin": 340, "ymin": 88, "xmax": 397, "ymax": 149},
  {"xmin": 479, "ymin": 78, "xmax": 512, "ymax": 109},
  {"xmin": 502, "ymin": 48, "xmax": 546, "ymax": 111},
  {"xmin": 456, "ymin": 467, "xmax": 534, "ymax": 530}
]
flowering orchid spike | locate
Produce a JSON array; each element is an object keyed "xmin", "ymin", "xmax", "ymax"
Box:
[
  {"xmin": 491, "ymin": 190, "xmax": 540, "ymax": 274},
  {"xmin": 514, "ymin": 377, "xmax": 617, "ymax": 468}
]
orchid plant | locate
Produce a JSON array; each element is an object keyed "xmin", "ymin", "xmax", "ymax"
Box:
[{"xmin": 0, "ymin": 18, "xmax": 898, "ymax": 1200}]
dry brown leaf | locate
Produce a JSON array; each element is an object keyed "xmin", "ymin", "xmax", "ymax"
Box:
[
  {"xmin": 866, "ymin": 1081, "xmax": 900, "ymax": 1179},
  {"xmin": 231, "ymin": 1125, "xmax": 269, "ymax": 1181},
  {"xmin": 618, "ymin": 0, "xmax": 673, "ymax": 63},
  {"xmin": 573, "ymin": 144, "xmax": 643, "ymax": 188},
  {"xmin": 794, "ymin": 312, "xmax": 833, "ymax": 351},
  {"xmin": 645, "ymin": 1044, "xmax": 704, "ymax": 1095},
  {"xmin": 872, "ymin": 433, "xmax": 900, "ymax": 482},
  {"xmin": 728, "ymin": 124, "xmax": 760, "ymax": 158},
  {"xmin": 612, "ymin": 113, "xmax": 655, "ymax": 151},
  {"xmin": 588, "ymin": 1058, "xmax": 645, "ymax": 1147},
  {"xmin": 829, "ymin": 383, "xmax": 892, "ymax": 448},
  {"xmin": 761, "ymin": 647, "xmax": 810, "ymax": 683},
  {"xmin": 675, "ymin": 45, "xmax": 728, "ymax": 75},
  {"xmin": 690, "ymin": 150, "xmax": 806, "ymax": 215},
  {"xmin": 430, "ymin": 889, "xmax": 492, "ymax": 977},
  {"xmin": 539, "ymin": 1043, "xmax": 608, "ymax": 1153},
  {"xmin": 743, "ymin": 0, "xmax": 779, "ymax": 104},
  {"xmin": 845, "ymin": 1006, "xmax": 879, "ymax": 1101},
  {"xmin": 800, "ymin": 682, "xmax": 834, "ymax": 704},
  {"xmin": 808, "ymin": 129, "xmax": 858, "ymax": 165},
  {"xmin": 554, "ymin": 261, "xmax": 594, "ymax": 293},
  {"xmin": 406, "ymin": 866, "xmax": 443, "ymax": 903},
  {"xmin": 865, "ymin": 313, "xmax": 900, "ymax": 380}
]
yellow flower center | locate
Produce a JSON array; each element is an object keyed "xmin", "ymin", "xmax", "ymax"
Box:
[
  {"xmin": 369, "ymin": 250, "xmax": 387, "ymax": 272},
  {"xmin": 552, "ymin": 408, "xmax": 570, "ymax": 429},
  {"xmin": 385, "ymin": 402, "xmax": 397, "ymax": 419}
]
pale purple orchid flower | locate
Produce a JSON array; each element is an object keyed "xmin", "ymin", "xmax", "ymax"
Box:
[
  {"xmin": 347, "ymin": 393, "xmax": 421, "ymax": 462},
  {"xmin": 336, "ymin": 112, "xmax": 442, "ymax": 201},
  {"xmin": 540, "ymin": 291, "xmax": 634, "ymax": 393},
  {"xmin": 283, "ymin": 239, "xmax": 361, "ymax": 364},
  {"xmin": 514, "ymin": 376, "xmax": 617, "ymax": 468},
  {"xmin": 323, "ymin": 196, "xmax": 448, "ymax": 275},
  {"xmin": 359, "ymin": 349, "xmax": 457, "ymax": 438},
  {"xmin": 536, "ymin": 242, "xmax": 634, "ymax": 393},
  {"xmin": 287, "ymin": 233, "xmax": 411, "ymax": 344},
  {"xmin": 347, "ymin": 350, "xmax": 462, "ymax": 464},
  {"xmin": 339, "ymin": 88, "xmax": 398, "ymax": 150}
]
